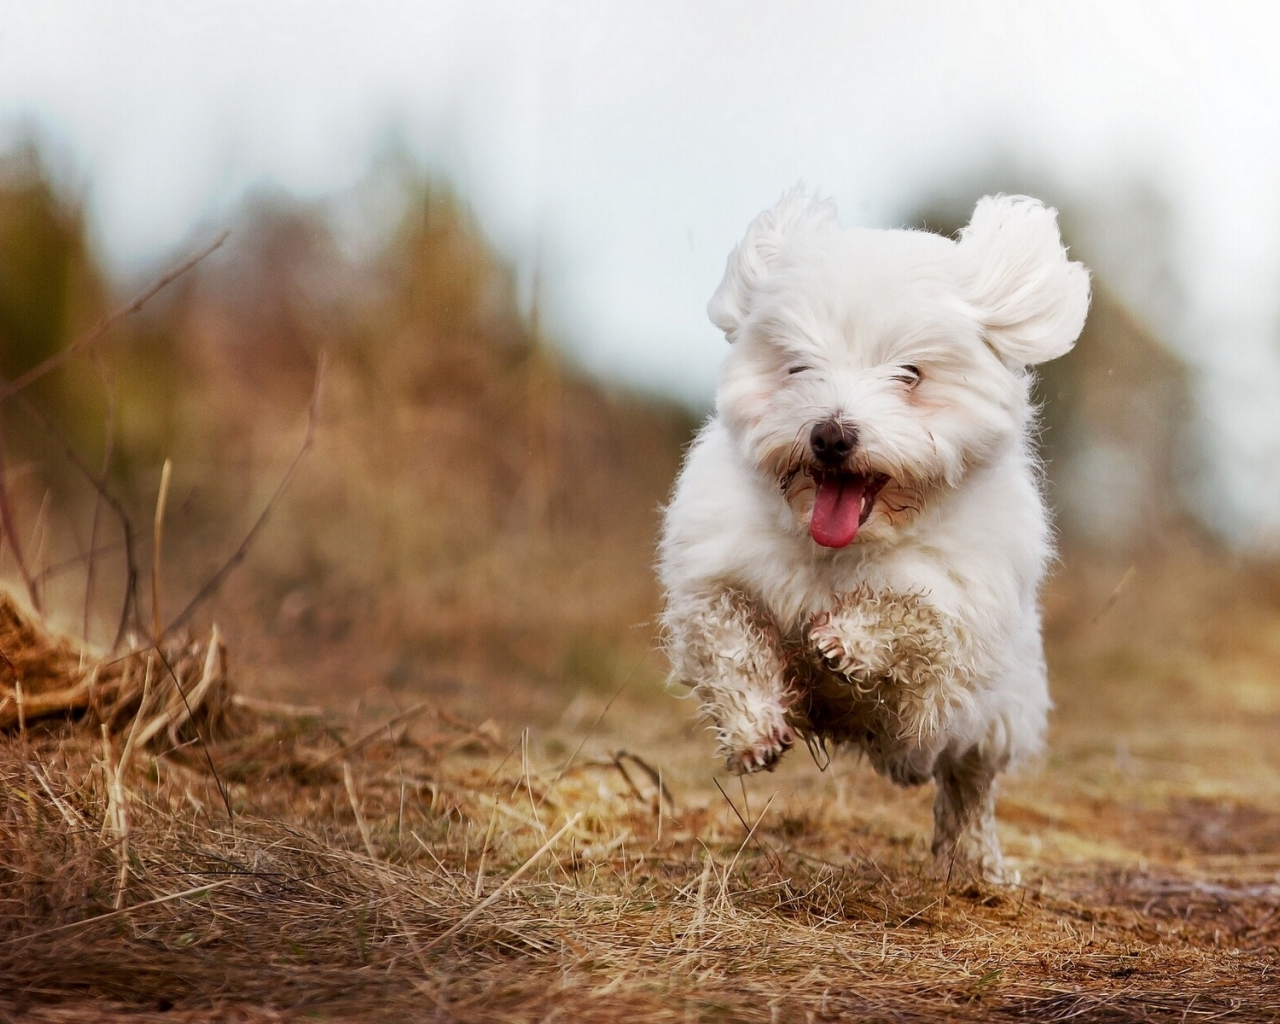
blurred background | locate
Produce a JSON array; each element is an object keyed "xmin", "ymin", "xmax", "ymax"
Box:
[{"xmin": 1, "ymin": 2, "xmax": 1280, "ymax": 766}]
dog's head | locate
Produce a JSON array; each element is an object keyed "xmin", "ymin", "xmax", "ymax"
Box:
[{"xmin": 710, "ymin": 190, "xmax": 1090, "ymax": 548}]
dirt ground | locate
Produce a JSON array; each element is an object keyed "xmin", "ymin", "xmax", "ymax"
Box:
[
  {"xmin": 1, "ymin": 162, "xmax": 1278, "ymax": 1022},
  {"xmin": 2, "ymin": 528, "xmax": 1280, "ymax": 1023}
]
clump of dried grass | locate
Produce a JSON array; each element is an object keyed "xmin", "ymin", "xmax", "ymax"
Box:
[
  {"xmin": 0, "ymin": 590, "xmax": 239, "ymax": 748},
  {"xmin": 0, "ymin": 591, "xmax": 1276, "ymax": 1023}
]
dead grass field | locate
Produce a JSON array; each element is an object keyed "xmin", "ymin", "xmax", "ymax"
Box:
[
  {"xmin": 1, "ymin": 155, "xmax": 1279, "ymax": 1021},
  {"xmin": 2, "ymin": 527, "xmax": 1280, "ymax": 1023}
]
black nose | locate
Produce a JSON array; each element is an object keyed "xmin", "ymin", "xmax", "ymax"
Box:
[{"xmin": 809, "ymin": 419, "xmax": 857, "ymax": 466}]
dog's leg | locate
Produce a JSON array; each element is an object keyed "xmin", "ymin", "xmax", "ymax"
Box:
[
  {"xmin": 807, "ymin": 588, "xmax": 899, "ymax": 683},
  {"xmin": 665, "ymin": 590, "xmax": 794, "ymax": 775},
  {"xmin": 807, "ymin": 588, "xmax": 971, "ymax": 743},
  {"xmin": 930, "ymin": 746, "xmax": 1015, "ymax": 884}
]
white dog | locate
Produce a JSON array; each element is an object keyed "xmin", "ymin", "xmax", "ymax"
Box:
[{"xmin": 659, "ymin": 191, "xmax": 1089, "ymax": 881}]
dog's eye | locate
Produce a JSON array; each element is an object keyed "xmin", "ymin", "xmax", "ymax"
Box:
[
  {"xmin": 893, "ymin": 364, "xmax": 922, "ymax": 386},
  {"xmin": 787, "ymin": 365, "xmax": 811, "ymax": 376}
]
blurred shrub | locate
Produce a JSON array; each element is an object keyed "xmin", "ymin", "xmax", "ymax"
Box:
[
  {"xmin": 0, "ymin": 143, "xmax": 105, "ymax": 382},
  {"xmin": 0, "ymin": 148, "xmax": 691, "ymax": 696},
  {"xmin": 913, "ymin": 190, "xmax": 1193, "ymax": 553},
  {"xmin": 1036, "ymin": 285, "xmax": 1191, "ymax": 550}
]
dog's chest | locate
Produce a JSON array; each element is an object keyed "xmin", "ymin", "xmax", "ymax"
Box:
[{"xmin": 746, "ymin": 541, "xmax": 891, "ymax": 630}]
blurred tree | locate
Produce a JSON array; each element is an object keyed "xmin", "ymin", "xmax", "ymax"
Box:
[
  {"xmin": 913, "ymin": 186, "xmax": 1191, "ymax": 552},
  {"xmin": 0, "ymin": 142, "xmax": 105, "ymax": 383}
]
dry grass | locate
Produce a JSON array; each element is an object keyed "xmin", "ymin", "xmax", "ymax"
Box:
[
  {"xmin": 0, "ymin": 592, "xmax": 237, "ymax": 742},
  {"xmin": 1, "ymin": 580, "xmax": 1279, "ymax": 1023},
  {"xmin": 2, "ymin": 151, "xmax": 1279, "ymax": 1021},
  {"xmin": 7, "ymin": 178, "xmax": 696, "ymax": 726}
]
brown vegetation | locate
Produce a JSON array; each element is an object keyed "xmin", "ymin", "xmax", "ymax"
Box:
[
  {"xmin": 0, "ymin": 149, "xmax": 1278, "ymax": 1021},
  {"xmin": 3, "ymin": 566, "xmax": 1280, "ymax": 1023}
]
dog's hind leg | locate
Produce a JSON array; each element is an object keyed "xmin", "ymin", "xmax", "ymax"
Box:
[
  {"xmin": 930, "ymin": 746, "xmax": 1016, "ymax": 884},
  {"xmin": 664, "ymin": 589, "xmax": 795, "ymax": 775}
]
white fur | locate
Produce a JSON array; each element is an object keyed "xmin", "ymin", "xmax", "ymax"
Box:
[{"xmin": 660, "ymin": 191, "xmax": 1089, "ymax": 881}]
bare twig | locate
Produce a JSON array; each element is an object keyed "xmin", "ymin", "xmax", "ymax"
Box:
[
  {"xmin": 0, "ymin": 412, "xmax": 40, "ymax": 612},
  {"xmin": 12, "ymin": 393, "xmax": 142, "ymax": 649},
  {"xmin": 894, "ymin": 895, "xmax": 944, "ymax": 930},
  {"xmin": 151, "ymin": 459, "xmax": 172, "ymax": 644},
  {"xmin": 308, "ymin": 699, "xmax": 432, "ymax": 773},
  {"xmin": 713, "ymin": 777, "xmax": 786, "ymax": 874},
  {"xmin": 536, "ymin": 641, "xmax": 650, "ymax": 810},
  {"xmin": 482, "ymin": 736, "xmax": 522, "ymax": 788},
  {"xmin": 153, "ymin": 645, "xmax": 233, "ymax": 819},
  {"xmin": 721, "ymin": 790, "xmax": 778, "ymax": 898},
  {"xmin": 0, "ymin": 232, "xmax": 229, "ymax": 407},
  {"xmin": 612, "ymin": 750, "xmax": 676, "ymax": 813},
  {"xmin": 0, "ymin": 235, "xmax": 223, "ymax": 643},
  {"xmin": 38, "ymin": 538, "xmax": 128, "ymax": 588},
  {"xmin": 84, "ymin": 352, "xmax": 116, "ymax": 644},
  {"xmin": 165, "ymin": 352, "xmax": 325, "ymax": 635},
  {"xmin": 1092, "ymin": 564, "xmax": 1137, "ymax": 625}
]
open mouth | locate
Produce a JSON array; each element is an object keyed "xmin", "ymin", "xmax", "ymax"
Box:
[{"xmin": 809, "ymin": 471, "xmax": 889, "ymax": 548}]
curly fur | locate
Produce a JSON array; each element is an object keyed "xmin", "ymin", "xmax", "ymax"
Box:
[
  {"xmin": 659, "ymin": 191, "xmax": 1089, "ymax": 882},
  {"xmin": 664, "ymin": 590, "xmax": 797, "ymax": 774},
  {"xmin": 805, "ymin": 587, "xmax": 974, "ymax": 743}
]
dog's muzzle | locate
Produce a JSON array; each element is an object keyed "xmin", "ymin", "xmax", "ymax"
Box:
[
  {"xmin": 806, "ymin": 419, "xmax": 886, "ymax": 548},
  {"xmin": 809, "ymin": 419, "xmax": 857, "ymax": 468}
]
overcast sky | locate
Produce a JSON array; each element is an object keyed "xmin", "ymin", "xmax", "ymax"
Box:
[{"xmin": 4, "ymin": 2, "xmax": 1280, "ymax": 545}]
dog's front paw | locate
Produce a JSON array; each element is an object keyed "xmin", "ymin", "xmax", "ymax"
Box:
[
  {"xmin": 724, "ymin": 720, "xmax": 795, "ymax": 775},
  {"xmin": 807, "ymin": 609, "xmax": 886, "ymax": 683},
  {"xmin": 808, "ymin": 612, "xmax": 855, "ymax": 674}
]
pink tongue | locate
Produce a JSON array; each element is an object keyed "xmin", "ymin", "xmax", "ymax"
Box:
[{"xmin": 810, "ymin": 476, "xmax": 865, "ymax": 548}]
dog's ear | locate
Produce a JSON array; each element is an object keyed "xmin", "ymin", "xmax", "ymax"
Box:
[
  {"xmin": 708, "ymin": 189, "xmax": 836, "ymax": 341},
  {"xmin": 957, "ymin": 194, "xmax": 1091, "ymax": 367}
]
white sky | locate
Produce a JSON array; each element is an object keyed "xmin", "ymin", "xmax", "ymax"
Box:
[{"xmin": 4, "ymin": 1, "xmax": 1280, "ymax": 544}]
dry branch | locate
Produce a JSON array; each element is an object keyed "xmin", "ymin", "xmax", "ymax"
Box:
[
  {"xmin": 164, "ymin": 351, "xmax": 326, "ymax": 636},
  {"xmin": 0, "ymin": 413, "xmax": 40, "ymax": 613},
  {"xmin": 151, "ymin": 458, "xmax": 172, "ymax": 644},
  {"xmin": 153, "ymin": 642, "xmax": 234, "ymax": 818},
  {"xmin": 84, "ymin": 351, "xmax": 116, "ymax": 644},
  {"xmin": 0, "ymin": 232, "xmax": 228, "ymax": 407},
  {"xmin": 13, "ymin": 392, "xmax": 142, "ymax": 649}
]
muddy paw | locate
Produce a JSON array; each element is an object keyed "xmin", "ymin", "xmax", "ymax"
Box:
[
  {"xmin": 807, "ymin": 611, "xmax": 882, "ymax": 681},
  {"xmin": 932, "ymin": 850, "xmax": 1020, "ymax": 887},
  {"xmin": 725, "ymin": 722, "xmax": 795, "ymax": 775},
  {"xmin": 931, "ymin": 835, "xmax": 1019, "ymax": 886}
]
